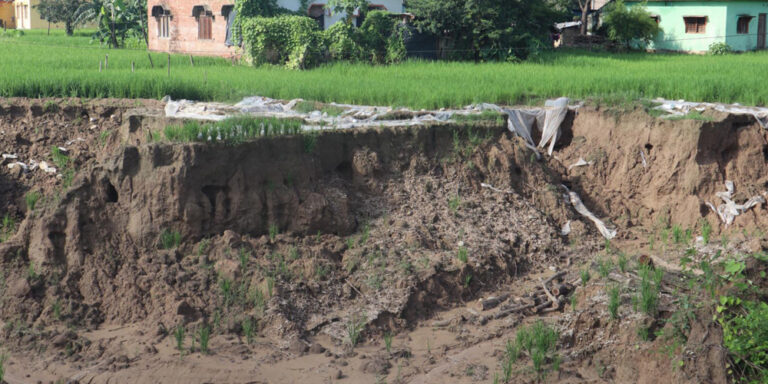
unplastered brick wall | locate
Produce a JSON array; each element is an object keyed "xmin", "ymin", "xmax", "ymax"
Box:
[{"xmin": 148, "ymin": 0, "xmax": 237, "ymax": 57}]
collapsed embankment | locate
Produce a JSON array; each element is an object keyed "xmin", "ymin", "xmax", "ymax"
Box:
[{"xmin": 0, "ymin": 98, "xmax": 766, "ymax": 383}]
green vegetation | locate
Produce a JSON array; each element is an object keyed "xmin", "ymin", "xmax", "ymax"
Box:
[
  {"xmin": 0, "ymin": 215, "xmax": 14, "ymax": 242},
  {"xmin": 346, "ymin": 314, "xmax": 365, "ymax": 347},
  {"xmin": 603, "ymin": 0, "xmax": 661, "ymax": 49},
  {"xmin": 597, "ymin": 258, "xmax": 613, "ymax": 278},
  {"xmin": 580, "ymin": 268, "xmax": 591, "ymax": 286},
  {"xmin": 268, "ymin": 224, "xmax": 279, "ymax": 242},
  {"xmin": 174, "ymin": 325, "xmax": 186, "ymax": 354},
  {"xmin": 512, "ymin": 321, "xmax": 560, "ymax": 379},
  {"xmin": 701, "ymin": 221, "xmax": 712, "ymax": 244},
  {"xmin": 25, "ymin": 191, "xmax": 41, "ymax": 211},
  {"xmin": 608, "ymin": 286, "xmax": 621, "ymax": 319},
  {"xmin": 159, "ymin": 229, "xmax": 181, "ymax": 249},
  {"xmin": 5, "ymin": 30, "xmax": 768, "ymax": 108},
  {"xmin": 197, "ymin": 325, "xmax": 211, "ymax": 354},
  {"xmin": 383, "ymin": 332, "xmax": 393, "ymax": 353},
  {"xmin": 617, "ymin": 253, "xmax": 628, "ymax": 273},
  {"xmin": 636, "ymin": 265, "xmax": 659, "ymax": 316},
  {"xmin": 457, "ymin": 246, "xmax": 469, "ymax": 264},
  {"xmin": 242, "ymin": 318, "xmax": 255, "ymax": 344},
  {"xmin": 448, "ymin": 195, "xmax": 461, "ymax": 214},
  {"xmin": 0, "ymin": 353, "xmax": 6, "ymax": 384},
  {"xmin": 161, "ymin": 116, "xmax": 303, "ymax": 144}
]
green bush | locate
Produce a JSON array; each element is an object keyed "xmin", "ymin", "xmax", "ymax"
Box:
[
  {"xmin": 603, "ymin": 0, "xmax": 661, "ymax": 49},
  {"xmin": 325, "ymin": 22, "xmax": 364, "ymax": 61},
  {"xmin": 359, "ymin": 11, "xmax": 396, "ymax": 64},
  {"xmin": 241, "ymin": 15, "xmax": 325, "ymax": 69},
  {"xmin": 709, "ymin": 42, "xmax": 733, "ymax": 55}
]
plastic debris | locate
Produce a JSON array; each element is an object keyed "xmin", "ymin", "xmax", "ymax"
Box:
[
  {"xmin": 561, "ymin": 221, "xmax": 571, "ymax": 236},
  {"xmin": 654, "ymin": 98, "xmax": 768, "ymax": 129},
  {"xmin": 640, "ymin": 150, "xmax": 648, "ymax": 168},
  {"xmin": 562, "ymin": 185, "xmax": 617, "ymax": 239},
  {"xmin": 480, "ymin": 182, "xmax": 513, "ymax": 194},
  {"xmin": 567, "ymin": 157, "xmax": 593, "ymax": 171},
  {"xmin": 2, "ymin": 153, "xmax": 17, "ymax": 160},
  {"xmin": 65, "ymin": 138, "xmax": 86, "ymax": 146},
  {"xmin": 39, "ymin": 161, "xmax": 57, "ymax": 174},
  {"xmin": 705, "ymin": 181, "xmax": 765, "ymax": 226},
  {"xmin": 7, "ymin": 162, "xmax": 28, "ymax": 172}
]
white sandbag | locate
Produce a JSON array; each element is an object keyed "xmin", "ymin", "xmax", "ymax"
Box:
[{"xmin": 568, "ymin": 157, "xmax": 592, "ymax": 171}]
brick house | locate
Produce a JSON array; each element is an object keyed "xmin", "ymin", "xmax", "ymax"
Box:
[{"xmin": 147, "ymin": 0, "xmax": 405, "ymax": 57}]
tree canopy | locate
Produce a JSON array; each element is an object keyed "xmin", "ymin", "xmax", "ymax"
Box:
[
  {"xmin": 603, "ymin": 0, "xmax": 661, "ymax": 49},
  {"xmin": 36, "ymin": 0, "xmax": 88, "ymax": 35},
  {"xmin": 407, "ymin": 0, "xmax": 566, "ymax": 61}
]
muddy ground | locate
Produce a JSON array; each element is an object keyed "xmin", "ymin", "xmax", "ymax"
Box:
[{"xmin": 0, "ymin": 98, "xmax": 766, "ymax": 384}]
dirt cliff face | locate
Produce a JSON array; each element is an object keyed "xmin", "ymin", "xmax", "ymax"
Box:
[{"xmin": 0, "ymin": 99, "xmax": 764, "ymax": 384}]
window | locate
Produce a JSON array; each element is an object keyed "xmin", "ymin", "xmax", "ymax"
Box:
[
  {"xmin": 308, "ymin": 4, "xmax": 325, "ymax": 29},
  {"xmin": 193, "ymin": 6, "xmax": 213, "ymax": 40},
  {"xmin": 684, "ymin": 16, "xmax": 707, "ymax": 34},
  {"xmin": 152, "ymin": 6, "xmax": 171, "ymax": 38},
  {"xmin": 650, "ymin": 15, "xmax": 660, "ymax": 24},
  {"xmin": 737, "ymin": 15, "xmax": 753, "ymax": 34}
]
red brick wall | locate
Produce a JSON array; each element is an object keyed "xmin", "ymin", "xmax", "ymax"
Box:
[{"xmin": 148, "ymin": 0, "xmax": 237, "ymax": 57}]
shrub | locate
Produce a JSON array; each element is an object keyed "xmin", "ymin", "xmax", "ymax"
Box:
[
  {"xmin": 25, "ymin": 190, "xmax": 41, "ymax": 211},
  {"xmin": 359, "ymin": 11, "xmax": 397, "ymax": 64},
  {"xmin": 241, "ymin": 15, "xmax": 325, "ymax": 69},
  {"xmin": 514, "ymin": 321, "xmax": 560, "ymax": 377},
  {"xmin": 709, "ymin": 42, "xmax": 733, "ymax": 55},
  {"xmin": 325, "ymin": 22, "xmax": 363, "ymax": 61},
  {"xmin": 197, "ymin": 325, "xmax": 211, "ymax": 354},
  {"xmin": 159, "ymin": 229, "xmax": 181, "ymax": 250}
]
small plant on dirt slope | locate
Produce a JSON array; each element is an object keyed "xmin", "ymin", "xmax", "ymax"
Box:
[
  {"xmin": 303, "ymin": 132, "xmax": 318, "ymax": 154},
  {"xmin": 501, "ymin": 339, "xmax": 519, "ymax": 383},
  {"xmin": 174, "ymin": 325, "xmax": 186, "ymax": 354},
  {"xmin": 268, "ymin": 224, "xmax": 279, "ymax": 242},
  {"xmin": 238, "ymin": 248, "xmax": 251, "ymax": 273},
  {"xmin": 162, "ymin": 116, "xmax": 303, "ymax": 144},
  {"xmin": 0, "ymin": 353, "xmax": 6, "ymax": 383},
  {"xmin": 0, "ymin": 214, "xmax": 15, "ymax": 242},
  {"xmin": 672, "ymin": 224, "xmax": 684, "ymax": 245},
  {"xmin": 617, "ymin": 253, "xmax": 628, "ymax": 273},
  {"xmin": 219, "ymin": 277, "xmax": 234, "ymax": 308},
  {"xmin": 580, "ymin": 268, "xmax": 591, "ymax": 286},
  {"xmin": 597, "ymin": 258, "xmax": 613, "ymax": 278},
  {"xmin": 346, "ymin": 314, "xmax": 366, "ymax": 347},
  {"xmin": 701, "ymin": 221, "xmax": 712, "ymax": 244},
  {"xmin": 25, "ymin": 191, "xmax": 41, "ymax": 212},
  {"xmin": 608, "ymin": 286, "xmax": 621, "ymax": 319},
  {"xmin": 242, "ymin": 317, "xmax": 255, "ymax": 344},
  {"xmin": 636, "ymin": 265, "xmax": 659, "ymax": 316},
  {"xmin": 50, "ymin": 146, "xmax": 70, "ymax": 170},
  {"xmin": 197, "ymin": 325, "xmax": 211, "ymax": 354},
  {"xmin": 514, "ymin": 320, "xmax": 560, "ymax": 379},
  {"xmin": 252, "ymin": 288, "xmax": 266, "ymax": 315},
  {"xmin": 159, "ymin": 229, "xmax": 181, "ymax": 249},
  {"xmin": 448, "ymin": 194, "xmax": 461, "ymax": 215},
  {"xmin": 457, "ymin": 246, "xmax": 469, "ymax": 264},
  {"xmin": 383, "ymin": 332, "xmax": 393, "ymax": 353}
]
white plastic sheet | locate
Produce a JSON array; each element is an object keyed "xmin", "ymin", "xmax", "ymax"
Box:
[
  {"xmin": 706, "ymin": 181, "xmax": 765, "ymax": 226},
  {"xmin": 562, "ymin": 185, "xmax": 617, "ymax": 239},
  {"xmin": 654, "ymin": 98, "xmax": 768, "ymax": 129}
]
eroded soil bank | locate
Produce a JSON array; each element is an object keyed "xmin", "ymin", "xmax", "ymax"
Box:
[{"xmin": 0, "ymin": 98, "xmax": 766, "ymax": 384}]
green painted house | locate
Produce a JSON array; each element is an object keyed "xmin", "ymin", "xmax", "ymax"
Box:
[{"xmin": 625, "ymin": 0, "xmax": 768, "ymax": 51}]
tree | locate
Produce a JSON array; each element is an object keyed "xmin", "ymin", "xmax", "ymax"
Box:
[
  {"xmin": 407, "ymin": 0, "xmax": 564, "ymax": 61},
  {"xmin": 576, "ymin": 0, "xmax": 590, "ymax": 35},
  {"xmin": 603, "ymin": 0, "xmax": 660, "ymax": 49},
  {"xmin": 36, "ymin": 0, "xmax": 88, "ymax": 35},
  {"xmin": 75, "ymin": 0, "xmax": 147, "ymax": 48},
  {"xmin": 325, "ymin": 0, "xmax": 369, "ymax": 24}
]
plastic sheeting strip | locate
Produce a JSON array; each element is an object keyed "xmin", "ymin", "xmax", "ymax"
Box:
[
  {"xmin": 562, "ymin": 185, "xmax": 617, "ymax": 240},
  {"xmin": 706, "ymin": 181, "xmax": 765, "ymax": 226}
]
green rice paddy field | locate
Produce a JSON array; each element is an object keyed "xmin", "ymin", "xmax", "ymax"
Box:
[{"xmin": 2, "ymin": 29, "xmax": 768, "ymax": 108}]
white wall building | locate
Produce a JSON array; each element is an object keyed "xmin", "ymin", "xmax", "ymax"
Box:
[{"xmin": 278, "ymin": 0, "xmax": 405, "ymax": 29}]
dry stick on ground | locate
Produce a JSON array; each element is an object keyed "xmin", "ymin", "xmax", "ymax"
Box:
[
  {"xmin": 476, "ymin": 293, "xmax": 511, "ymax": 311},
  {"xmin": 494, "ymin": 302, "xmax": 535, "ymax": 319},
  {"xmin": 539, "ymin": 277, "xmax": 558, "ymax": 306}
]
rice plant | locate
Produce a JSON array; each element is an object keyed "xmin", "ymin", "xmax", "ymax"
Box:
[
  {"xmin": 162, "ymin": 116, "xmax": 303, "ymax": 144},
  {"xmin": 457, "ymin": 246, "xmax": 469, "ymax": 264},
  {"xmin": 383, "ymin": 332, "xmax": 393, "ymax": 353},
  {"xmin": 268, "ymin": 224, "xmax": 279, "ymax": 242},
  {"xmin": 197, "ymin": 325, "xmax": 211, "ymax": 354},
  {"xmin": 346, "ymin": 314, "xmax": 366, "ymax": 347},
  {"xmin": 448, "ymin": 195, "xmax": 461, "ymax": 214},
  {"xmin": 159, "ymin": 229, "xmax": 181, "ymax": 249},
  {"xmin": 637, "ymin": 265, "xmax": 659, "ymax": 316},
  {"xmin": 608, "ymin": 286, "xmax": 620, "ymax": 319},
  {"xmin": 25, "ymin": 190, "xmax": 41, "ymax": 211},
  {"xmin": 514, "ymin": 321, "xmax": 560, "ymax": 378},
  {"xmin": 701, "ymin": 221, "xmax": 712, "ymax": 244},
  {"xmin": 597, "ymin": 258, "xmax": 613, "ymax": 278},
  {"xmin": 219, "ymin": 277, "xmax": 234, "ymax": 308},
  {"xmin": 0, "ymin": 214, "xmax": 15, "ymax": 242},
  {"xmin": 174, "ymin": 325, "xmax": 186, "ymax": 353},
  {"xmin": 5, "ymin": 30, "xmax": 768, "ymax": 109},
  {"xmin": 242, "ymin": 318, "xmax": 254, "ymax": 344},
  {"xmin": 580, "ymin": 268, "xmax": 591, "ymax": 285},
  {"xmin": 617, "ymin": 252, "xmax": 628, "ymax": 273}
]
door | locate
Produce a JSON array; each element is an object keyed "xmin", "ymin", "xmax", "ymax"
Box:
[{"xmin": 758, "ymin": 13, "xmax": 766, "ymax": 50}]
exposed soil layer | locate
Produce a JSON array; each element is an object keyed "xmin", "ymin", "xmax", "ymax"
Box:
[{"xmin": 0, "ymin": 99, "xmax": 766, "ymax": 384}]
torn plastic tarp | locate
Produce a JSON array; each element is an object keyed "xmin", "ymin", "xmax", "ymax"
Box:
[
  {"xmin": 479, "ymin": 97, "xmax": 573, "ymax": 157},
  {"xmin": 653, "ymin": 98, "xmax": 768, "ymax": 129},
  {"xmin": 568, "ymin": 157, "xmax": 592, "ymax": 171},
  {"xmin": 562, "ymin": 185, "xmax": 617, "ymax": 239},
  {"xmin": 705, "ymin": 181, "xmax": 765, "ymax": 226}
]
